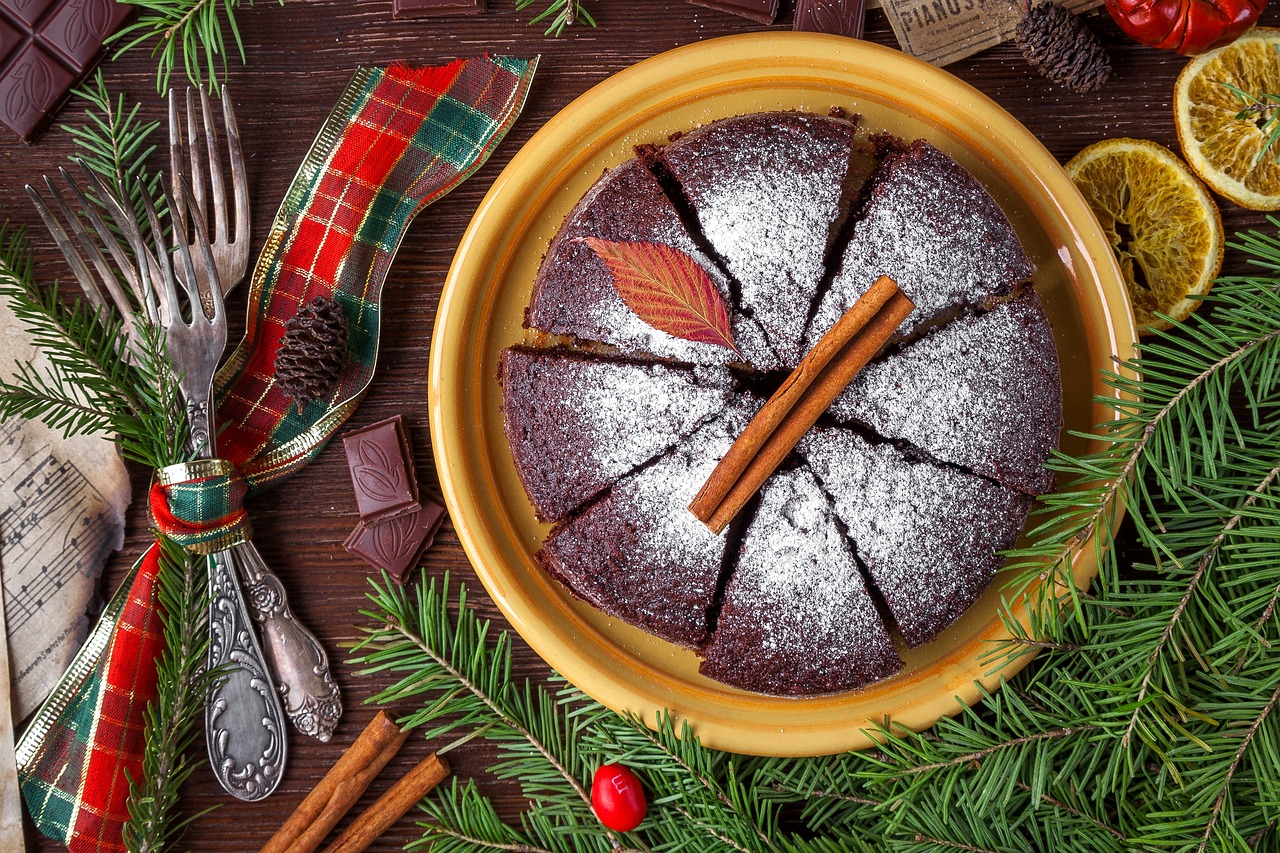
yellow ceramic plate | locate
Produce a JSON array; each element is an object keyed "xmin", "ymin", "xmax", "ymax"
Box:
[{"xmin": 430, "ymin": 33, "xmax": 1136, "ymax": 756}]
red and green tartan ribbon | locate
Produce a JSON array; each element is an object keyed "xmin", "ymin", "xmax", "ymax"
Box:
[
  {"xmin": 150, "ymin": 460, "xmax": 253, "ymax": 554},
  {"xmin": 16, "ymin": 55, "xmax": 537, "ymax": 853}
]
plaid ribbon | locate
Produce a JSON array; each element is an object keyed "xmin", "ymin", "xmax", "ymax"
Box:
[
  {"xmin": 151, "ymin": 460, "xmax": 253, "ymax": 554},
  {"xmin": 16, "ymin": 56, "xmax": 538, "ymax": 853}
]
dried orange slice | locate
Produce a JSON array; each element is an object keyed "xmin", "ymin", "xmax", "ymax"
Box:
[
  {"xmin": 1065, "ymin": 138, "xmax": 1223, "ymax": 333},
  {"xmin": 1175, "ymin": 27, "xmax": 1280, "ymax": 210}
]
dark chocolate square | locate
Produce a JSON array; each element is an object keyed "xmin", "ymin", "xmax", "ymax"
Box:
[
  {"xmin": 39, "ymin": 0, "xmax": 130, "ymax": 69},
  {"xmin": 0, "ymin": 42, "xmax": 74, "ymax": 142},
  {"xmin": 0, "ymin": 0, "xmax": 56, "ymax": 28},
  {"xmin": 0, "ymin": 18, "xmax": 23, "ymax": 64},
  {"xmin": 392, "ymin": 0, "xmax": 484, "ymax": 18},
  {"xmin": 685, "ymin": 0, "xmax": 778, "ymax": 24},
  {"xmin": 342, "ymin": 414, "xmax": 420, "ymax": 522},
  {"xmin": 344, "ymin": 501, "xmax": 446, "ymax": 583},
  {"xmin": 794, "ymin": 0, "xmax": 866, "ymax": 38}
]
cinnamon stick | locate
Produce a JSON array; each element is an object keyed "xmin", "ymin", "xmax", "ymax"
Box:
[
  {"xmin": 689, "ymin": 276, "xmax": 914, "ymax": 534},
  {"xmin": 320, "ymin": 752, "xmax": 451, "ymax": 853},
  {"xmin": 260, "ymin": 711, "xmax": 410, "ymax": 853}
]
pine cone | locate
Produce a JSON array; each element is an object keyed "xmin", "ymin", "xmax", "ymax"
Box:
[
  {"xmin": 274, "ymin": 295, "xmax": 349, "ymax": 411},
  {"xmin": 1016, "ymin": 2, "xmax": 1112, "ymax": 95}
]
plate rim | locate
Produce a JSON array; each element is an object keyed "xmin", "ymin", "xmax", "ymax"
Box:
[{"xmin": 429, "ymin": 32, "xmax": 1138, "ymax": 756}]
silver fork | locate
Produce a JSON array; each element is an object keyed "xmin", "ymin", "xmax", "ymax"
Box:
[
  {"xmin": 25, "ymin": 168, "xmax": 149, "ymax": 357},
  {"xmin": 170, "ymin": 87, "xmax": 250, "ymax": 295},
  {"xmin": 170, "ymin": 87, "xmax": 343, "ymax": 742},
  {"xmin": 106, "ymin": 172, "xmax": 289, "ymax": 802}
]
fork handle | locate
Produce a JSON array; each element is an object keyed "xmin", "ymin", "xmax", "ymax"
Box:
[
  {"xmin": 189, "ymin": 394, "xmax": 289, "ymax": 801},
  {"xmin": 206, "ymin": 550, "xmax": 288, "ymax": 801},
  {"xmin": 229, "ymin": 540, "xmax": 342, "ymax": 742}
]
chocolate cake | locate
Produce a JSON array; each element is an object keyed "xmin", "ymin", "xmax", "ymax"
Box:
[
  {"xmin": 658, "ymin": 112, "xmax": 871, "ymax": 367},
  {"xmin": 524, "ymin": 157, "xmax": 778, "ymax": 370},
  {"xmin": 806, "ymin": 139, "xmax": 1034, "ymax": 348},
  {"xmin": 829, "ymin": 290, "xmax": 1062, "ymax": 495},
  {"xmin": 498, "ymin": 345, "xmax": 734, "ymax": 522},
  {"xmin": 538, "ymin": 400, "xmax": 758, "ymax": 648},
  {"xmin": 799, "ymin": 426, "xmax": 1032, "ymax": 647},
  {"xmin": 498, "ymin": 113, "xmax": 1064, "ymax": 697},
  {"xmin": 699, "ymin": 466, "xmax": 903, "ymax": 695}
]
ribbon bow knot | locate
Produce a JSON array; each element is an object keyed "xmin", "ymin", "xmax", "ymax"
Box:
[{"xmin": 150, "ymin": 459, "xmax": 253, "ymax": 554}]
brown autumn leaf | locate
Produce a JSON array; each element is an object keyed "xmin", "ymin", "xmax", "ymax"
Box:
[{"xmin": 580, "ymin": 237, "xmax": 740, "ymax": 356}]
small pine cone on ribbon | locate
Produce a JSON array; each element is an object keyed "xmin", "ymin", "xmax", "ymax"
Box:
[
  {"xmin": 1016, "ymin": 1, "xmax": 1112, "ymax": 94},
  {"xmin": 274, "ymin": 295, "xmax": 349, "ymax": 412}
]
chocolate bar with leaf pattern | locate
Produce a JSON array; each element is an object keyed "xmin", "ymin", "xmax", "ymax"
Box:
[{"xmin": 0, "ymin": 0, "xmax": 131, "ymax": 142}]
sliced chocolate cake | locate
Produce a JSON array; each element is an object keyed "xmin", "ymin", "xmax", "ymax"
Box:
[
  {"xmin": 499, "ymin": 345, "xmax": 735, "ymax": 522},
  {"xmin": 829, "ymin": 290, "xmax": 1062, "ymax": 495},
  {"xmin": 658, "ymin": 112, "xmax": 869, "ymax": 367},
  {"xmin": 800, "ymin": 426, "xmax": 1032, "ymax": 647},
  {"xmin": 806, "ymin": 139, "xmax": 1034, "ymax": 348},
  {"xmin": 700, "ymin": 465, "xmax": 902, "ymax": 695},
  {"xmin": 501, "ymin": 114, "xmax": 1063, "ymax": 697},
  {"xmin": 525, "ymin": 158, "xmax": 777, "ymax": 370},
  {"xmin": 538, "ymin": 399, "xmax": 759, "ymax": 648}
]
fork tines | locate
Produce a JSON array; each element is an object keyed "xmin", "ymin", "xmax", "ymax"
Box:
[
  {"xmin": 169, "ymin": 87, "xmax": 249, "ymax": 295},
  {"xmin": 25, "ymin": 168, "xmax": 149, "ymax": 353}
]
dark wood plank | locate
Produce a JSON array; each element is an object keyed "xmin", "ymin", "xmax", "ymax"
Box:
[{"xmin": 4, "ymin": 0, "xmax": 1279, "ymax": 849}]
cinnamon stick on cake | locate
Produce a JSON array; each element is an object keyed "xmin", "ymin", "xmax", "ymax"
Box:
[{"xmin": 689, "ymin": 276, "xmax": 914, "ymax": 534}]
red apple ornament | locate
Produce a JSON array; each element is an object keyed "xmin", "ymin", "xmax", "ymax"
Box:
[
  {"xmin": 1106, "ymin": 0, "xmax": 1266, "ymax": 54},
  {"xmin": 591, "ymin": 763, "xmax": 647, "ymax": 832}
]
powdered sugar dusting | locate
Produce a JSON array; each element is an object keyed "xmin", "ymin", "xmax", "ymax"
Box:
[
  {"xmin": 830, "ymin": 291, "xmax": 1062, "ymax": 494},
  {"xmin": 799, "ymin": 426, "xmax": 1031, "ymax": 646},
  {"xmin": 538, "ymin": 399, "xmax": 759, "ymax": 648},
  {"xmin": 663, "ymin": 113, "xmax": 858, "ymax": 367},
  {"xmin": 807, "ymin": 140, "xmax": 1033, "ymax": 348},
  {"xmin": 500, "ymin": 347, "xmax": 734, "ymax": 521},
  {"xmin": 528, "ymin": 159, "xmax": 779, "ymax": 370},
  {"xmin": 700, "ymin": 466, "xmax": 901, "ymax": 695}
]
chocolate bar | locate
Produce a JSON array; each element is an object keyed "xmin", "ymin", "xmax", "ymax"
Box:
[
  {"xmin": 392, "ymin": 0, "xmax": 484, "ymax": 19},
  {"xmin": 343, "ymin": 415, "xmax": 420, "ymax": 523},
  {"xmin": 344, "ymin": 501, "xmax": 446, "ymax": 584},
  {"xmin": 685, "ymin": 0, "xmax": 778, "ymax": 25},
  {"xmin": 794, "ymin": 0, "xmax": 867, "ymax": 38},
  {"xmin": 0, "ymin": 0, "xmax": 131, "ymax": 142}
]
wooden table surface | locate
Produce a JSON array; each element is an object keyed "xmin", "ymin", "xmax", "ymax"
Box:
[{"xmin": 4, "ymin": 0, "xmax": 1278, "ymax": 849}]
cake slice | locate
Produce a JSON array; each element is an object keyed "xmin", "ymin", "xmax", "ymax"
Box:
[
  {"xmin": 829, "ymin": 290, "xmax": 1062, "ymax": 495},
  {"xmin": 537, "ymin": 399, "xmax": 759, "ymax": 649},
  {"xmin": 699, "ymin": 465, "xmax": 903, "ymax": 695},
  {"xmin": 657, "ymin": 111, "xmax": 869, "ymax": 367},
  {"xmin": 525, "ymin": 158, "xmax": 777, "ymax": 370},
  {"xmin": 800, "ymin": 426, "xmax": 1031, "ymax": 647},
  {"xmin": 806, "ymin": 139, "xmax": 1034, "ymax": 348},
  {"xmin": 499, "ymin": 346, "xmax": 735, "ymax": 522}
]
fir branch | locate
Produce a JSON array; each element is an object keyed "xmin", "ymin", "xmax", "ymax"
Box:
[
  {"xmin": 768, "ymin": 784, "xmax": 880, "ymax": 807},
  {"xmin": 894, "ymin": 725, "xmax": 1099, "ymax": 776},
  {"xmin": 110, "ymin": 0, "xmax": 280, "ymax": 93},
  {"xmin": 515, "ymin": 0, "xmax": 596, "ymax": 36},
  {"xmin": 61, "ymin": 72, "xmax": 165, "ymax": 235},
  {"xmin": 672, "ymin": 806, "xmax": 753, "ymax": 853},
  {"xmin": 351, "ymin": 574, "xmax": 633, "ymax": 851},
  {"xmin": 1011, "ymin": 782, "xmax": 1128, "ymax": 843},
  {"xmin": 1197, "ymin": 679, "xmax": 1280, "ymax": 853},
  {"xmin": 911, "ymin": 834, "xmax": 1001, "ymax": 853},
  {"xmin": 1121, "ymin": 458, "xmax": 1280, "ymax": 749}
]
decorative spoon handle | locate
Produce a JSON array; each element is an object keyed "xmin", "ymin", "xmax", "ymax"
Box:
[
  {"xmin": 205, "ymin": 550, "xmax": 288, "ymax": 800},
  {"xmin": 230, "ymin": 541, "xmax": 342, "ymax": 742}
]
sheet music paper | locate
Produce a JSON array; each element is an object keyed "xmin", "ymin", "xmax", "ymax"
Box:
[{"xmin": 0, "ymin": 294, "xmax": 130, "ymax": 721}]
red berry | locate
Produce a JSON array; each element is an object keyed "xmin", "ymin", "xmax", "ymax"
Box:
[{"xmin": 591, "ymin": 763, "xmax": 646, "ymax": 832}]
